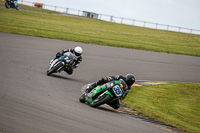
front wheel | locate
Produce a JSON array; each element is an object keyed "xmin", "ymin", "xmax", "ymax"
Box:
[
  {"xmin": 47, "ymin": 62, "xmax": 63, "ymax": 76},
  {"xmin": 79, "ymin": 94, "xmax": 86, "ymax": 103},
  {"xmin": 90, "ymin": 94, "xmax": 112, "ymax": 108},
  {"xmin": 5, "ymin": 2, "xmax": 10, "ymax": 8}
]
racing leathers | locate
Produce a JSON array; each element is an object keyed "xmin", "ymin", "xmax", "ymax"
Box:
[
  {"xmin": 53, "ymin": 48, "xmax": 82, "ymax": 75},
  {"xmin": 86, "ymin": 75, "xmax": 133, "ymax": 109}
]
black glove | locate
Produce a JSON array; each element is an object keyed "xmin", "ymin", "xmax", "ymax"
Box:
[
  {"xmin": 106, "ymin": 76, "xmax": 114, "ymax": 81},
  {"xmin": 85, "ymin": 82, "xmax": 97, "ymax": 93},
  {"xmin": 56, "ymin": 52, "xmax": 62, "ymax": 58}
]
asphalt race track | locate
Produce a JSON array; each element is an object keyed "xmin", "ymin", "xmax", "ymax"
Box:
[{"xmin": 0, "ymin": 32, "xmax": 200, "ymax": 133}]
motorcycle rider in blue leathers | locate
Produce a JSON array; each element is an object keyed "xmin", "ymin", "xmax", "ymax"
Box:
[{"xmin": 50, "ymin": 46, "xmax": 83, "ymax": 75}]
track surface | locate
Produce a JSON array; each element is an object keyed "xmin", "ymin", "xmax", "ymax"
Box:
[{"xmin": 0, "ymin": 32, "xmax": 200, "ymax": 133}]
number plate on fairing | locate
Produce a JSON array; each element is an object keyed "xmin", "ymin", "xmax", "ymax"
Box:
[{"xmin": 112, "ymin": 85, "xmax": 123, "ymax": 97}]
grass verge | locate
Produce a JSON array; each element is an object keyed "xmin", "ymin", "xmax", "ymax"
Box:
[
  {"xmin": 122, "ymin": 83, "xmax": 200, "ymax": 133},
  {"xmin": 0, "ymin": 1, "xmax": 200, "ymax": 56},
  {"xmin": 1, "ymin": 1, "xmax": 200, "ymax": 132}
]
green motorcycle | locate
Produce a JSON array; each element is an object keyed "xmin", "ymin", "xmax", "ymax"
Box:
[{"xmin": 79, "ymin": 79, "xmax": 128, "ymax": 108}]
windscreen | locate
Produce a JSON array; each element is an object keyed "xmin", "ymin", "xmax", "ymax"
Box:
[{"xmin": 119, "ymin": 79, "xmax": 128, "ymax": 91}]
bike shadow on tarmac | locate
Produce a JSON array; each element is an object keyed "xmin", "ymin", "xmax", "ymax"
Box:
[
  {"xmin": 49, "ymin": 74, "xmax": 86, "ymax": 84},
  {"xmin": 96, "ymin": 106, "xmax": 118, "ymax": 113}
]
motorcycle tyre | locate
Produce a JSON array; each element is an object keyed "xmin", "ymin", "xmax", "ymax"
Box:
[
  {"xmin": 47, "ymin": 62, "xmax": 63, "ymax": 76},
  {"xmin": 90, "ymin": 94, "xmax": 111, "ymax": 108},
  {"xmin": 5, "ymin": 3, "xmax": 10, "ymax": 8},
  {"xmin": 16, "ymin": 5, "xmax": 19, "ymax": 10},
  {"xmin": 79, "ymin": 94, "xmax": 86, "ymax": 103}
]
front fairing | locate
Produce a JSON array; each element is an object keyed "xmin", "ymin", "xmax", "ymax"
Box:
[
  {"xmin": 112, "ymin": 79, "xmax": 128, "ymax": 98},
  {"xmin": 61, "ymin": 52, "xmax": 76, "ymax": 66},
  {"xmin": 84, "ymin": 81, "xmax": 116, "ymax": 104},
  {"xmin": 48, "ymin": 52, "xmax": 76, "ymax": 71},
  {"xmin": 83, "ymin": 79, "xmax": 128, "ymax": 104},
  {"xmin": 48, "ymin": 59, "xmax": 59, "ymax": 71}
]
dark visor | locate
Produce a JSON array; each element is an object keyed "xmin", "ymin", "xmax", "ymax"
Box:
[{"xmin": 75, "ymin": 52, "xmax": 81, "ymax": 56}]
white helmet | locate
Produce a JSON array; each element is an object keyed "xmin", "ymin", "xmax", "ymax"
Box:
[{"xmin": 74, "ymin": 46, "xmax": 83, "ymax": 57}]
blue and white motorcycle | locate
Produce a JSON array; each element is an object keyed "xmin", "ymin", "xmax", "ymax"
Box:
[
  {"xmin": 47, "ymin": 52, "xmax": 76, "ymax": 76},
  {"xmin": 5, "ymin": 0, "xmax": 19, "ymax": 10}
]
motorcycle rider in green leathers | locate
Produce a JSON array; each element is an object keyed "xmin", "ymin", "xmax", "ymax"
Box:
[{"xmin": 86, "ymin": 74, "xmax": 135, "ymax": 109}]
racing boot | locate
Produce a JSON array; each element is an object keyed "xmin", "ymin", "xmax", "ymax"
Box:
[
  {"xmin": 107, "ymin": 99, "xmax": 120, "ymax": 109},
  {"xmin": 64, "ymin": 67, "xmax": 73, "ymax": 75}
]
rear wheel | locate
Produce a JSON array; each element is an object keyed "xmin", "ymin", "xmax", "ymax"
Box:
[
  {"xmin": 90, "ymin": 94, "xmax": 111, "ymax": 108},
  {"xmin": 16, "ymin": 5, "xmax": 19, "ymax": 10},
  {"xmin": 47, "ymin": 62, "xmax": 63, "ymax": 76}
]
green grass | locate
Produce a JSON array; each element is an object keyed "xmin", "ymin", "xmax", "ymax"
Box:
[
  {"xmin": 0, "ymin": 1, "xmax": 200, "ymax": 56},
  {"xmin": 1, "ymin": 2, "xmax": 200, "ymax": 132},
  {"xmin": 123, "ymin": 83, "xmax": 200, "ymax": 133}
]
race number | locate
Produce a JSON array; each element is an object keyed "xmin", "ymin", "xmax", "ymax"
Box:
[{"xmin": 112, "ymin": 85, "xmax": 123, "ymax": 97}]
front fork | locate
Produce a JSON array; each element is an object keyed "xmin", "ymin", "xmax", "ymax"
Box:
[{"xmin": 56, "ymin": 62, "xmax": 65, "ymax": 72}]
